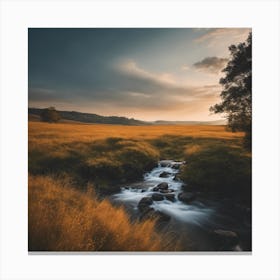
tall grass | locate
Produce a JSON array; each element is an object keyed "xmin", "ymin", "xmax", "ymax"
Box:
[
  {"xmin": 29, "ymin": 121, "xmax": 245, "ymax": 193},
  {"xmin": 29, "ymin": 175, "xmax": 170, "ymax": 251},
  {"xmin": 29, "ymin": 122, "xmax": 244, "ymax": 146}
]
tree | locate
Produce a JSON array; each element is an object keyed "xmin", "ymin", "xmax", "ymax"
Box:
[
  {"xmin": 210, "ymin": 33, "xmax": 252, "ymax": 149},
  {"xmin": 40, "ymin": 107, "xmax": 61, "ymax": 123}
]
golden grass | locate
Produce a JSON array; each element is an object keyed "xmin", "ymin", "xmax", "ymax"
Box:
[
  {"xmin": 28, "ymin": 121, "xmax": 245, "ymax": 182},
  {"xmin": 184, "ymin": 144, "xmax": 202, "ymax": 157},
  {"xmin": 29, "ymin": 121, "xmax": 244, "ymax": 163},
  {"xmin": 29, "ymin": 121, "xmax": 244, "ymax": 146},
  {"xmin": 29, "ymin": 174, "xmax": 171, "ymax": 251}
]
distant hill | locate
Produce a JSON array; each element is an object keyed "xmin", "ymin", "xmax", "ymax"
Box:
[
  {"xmin": 28, "ymin": 113, "xmax": 41, "ymax": 122},
  {"xmin": 153, "ymin": 120, "xmax": 226, "ymax": 125},
  {"xmin": 28, "ymin": 108, "xmax": 148, "ymax": 125},
  {"xmin": 29, "ymin": 108, "xmax": 226, "ymax": 126},
  {"xmin": 28, "ymin": 113, "xmax": 87, "ymax": 124}
]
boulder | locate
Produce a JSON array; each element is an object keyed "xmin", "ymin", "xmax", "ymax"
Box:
[
  {"xmin": 159, "ymin": 171, "xmax": 171, "ymax": 178},
  {"xmin": 164, "ymin": 193, "xmax": 175, "ymax": 202},
  {"xmin": 152, "ymin": 193, "xmax": 164, "ymax": 201},
  {"xmin": 137, "ymin": 196, "xmax": 153, "ymax": 212},
  {"xmin": 172, "ymin": 163, "xmax": 181, "ymax": 169},
  {"xmin": 152, "ymin": 186, "xmax": 159, "ymax": 191},
  {"xmin": 213, "ymin": 229, "xmax": 239, "ymax": 250},
  {"xmin": 159, "ymin": 161, "xmax": 171, "ymax": 167},
  {"xmin": 214, "ymin": 229, "xmax": 238, "ymax": 239},
  {"xmin": 178, "ymin": 192, "xmax": 196, "ymax": 203},
  {"xmin": 156, "ymin": 182, "xmax": 168, "ymax": 190},
  {"xmin": 160, "ymin": 189, "xmax": 174, "ymax": 194}
]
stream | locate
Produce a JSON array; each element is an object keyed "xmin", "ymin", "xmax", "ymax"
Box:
[{"xmin": 111, "ymin": 160, "xmax": 251, "ymax": 251}]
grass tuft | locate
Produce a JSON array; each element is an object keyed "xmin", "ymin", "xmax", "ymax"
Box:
[{"xmin": 28, "ymin": 175, "xmax": 169, "ymax": 251}]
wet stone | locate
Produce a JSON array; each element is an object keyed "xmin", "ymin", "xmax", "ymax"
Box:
[
  {"xmin": 152, "ymin": 193, "xmax": 164, "ymax": 201},
  {"xmin": 160, "ymin": 189, "xmax": 174, "ymax": 194},
  {"xmin": 159, "ymin": 160, "xmax": 172, "ymax": 167},
  {"xmin": 137, "ymin": 196, "xmax": 153, "ymax": 212},
  {"xmin": 213, "ymin": 230, "xmax": 239, "ymax": 250},
  {"xmin": 164, "ymin": 193, "xmax": 176, "ymax": 202},
  {"xmin": 172, "ymin": 163, "xmax": 181, "ymax": 169},
  {"xmin": 156, "ymin": 182, "xmax": 168, "ymax": 190},
  {"xmin": 159, "ymin": 171, "xmax": 172, "ymax": 178}
]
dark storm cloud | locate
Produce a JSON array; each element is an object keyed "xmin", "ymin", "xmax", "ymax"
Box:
[
  {"xmin": 193, "ymin": 57, "xmax": 228, "ymax": 74},
  {"xmin": 28, "ymin": 29, "xmax": 172, "ymax": 103},
  {"xmin": 29, "ymin": 57, "xmax": 219, "ymax": 111},
  {"xmin": 28, "ymin": 87, "xmax": 67, "ymax": 102},
  {"xmin": 28, "ymin": 28, "xmax": 172, "ymax": 91}
]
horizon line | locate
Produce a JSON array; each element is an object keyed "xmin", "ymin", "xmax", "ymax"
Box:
[{"xmin": 28, "ymin": 107, "xmax": 226, "ymax": 123}]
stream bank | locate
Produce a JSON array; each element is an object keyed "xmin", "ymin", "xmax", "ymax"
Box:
[{"xmin": 111, "ymin": 160, "xmax": 251, "ymax": 251}]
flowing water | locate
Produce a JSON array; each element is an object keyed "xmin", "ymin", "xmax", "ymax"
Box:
[{"xmin": 111, "ymin": 160, "xmax": 251, "ymax": 251}]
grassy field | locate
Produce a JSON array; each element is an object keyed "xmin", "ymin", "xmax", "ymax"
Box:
[
  {"xmin": 29, "ymin": 121, "xmax": 244, "ymax": 143},
  {"xmin": 28, "ymin": 121, "xmax": 250, "ymax": 251}
]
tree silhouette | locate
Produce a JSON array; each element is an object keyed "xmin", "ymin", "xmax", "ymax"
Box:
[
  {"xmin": 40, "ymin": 107, "xmax": 61, "ymax": 123},
  {"xmin": 210, "ymin": 33, "xmax": 252, "ymax": 149}
]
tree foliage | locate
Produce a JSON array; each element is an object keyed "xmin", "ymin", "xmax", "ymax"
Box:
[
  {"xmin": 210, "ymin": 33, "xmax": 252, "ymax": 149},
  {"xmin": 40, "ymin": 107, "xmax": 61, "ymax": 123}
]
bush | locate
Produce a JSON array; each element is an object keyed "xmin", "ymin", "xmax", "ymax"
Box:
[
  {"xmin": 40, "ymin": 107, "xmax": 61, "ymax": 123},
  {"xmin": 180, "ymin": 145, "xmax": 251, "ymax": 202},
  {"xmin": 116, "ymin": 143, "xmax": 159, "ymax": 180},
  {"xmin": 79, "ymin": 140, "xmax": 159, "ymax": 193}
]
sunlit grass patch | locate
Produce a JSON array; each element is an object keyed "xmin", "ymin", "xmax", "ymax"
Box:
[
  {"xmin": 184, "ymin": 144, "xmax": 202, "ymax": 157},
  {"xmin": 28, "ymin": 175, "xmax": 169, "ymax": 251}
]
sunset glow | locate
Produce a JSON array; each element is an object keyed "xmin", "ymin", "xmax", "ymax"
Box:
[{"xmin": 28, "ymin": 28, "xmax": 251, "ymax": 121}]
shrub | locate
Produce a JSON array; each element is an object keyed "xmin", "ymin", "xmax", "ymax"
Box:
[
  {"xmin": 181, "ymin": 145, "xmax": 251, "ymax": 202},
  {"xmin": 85, "ymin": 157, "xmax": 123, "ymax": 181},
  {"xmin": 40, "ymin": 107, "xmax": 61, "ymax": 123},
  {"xmin": 116, "ymin": 142, "xmax": 159, "ymax": 179},
  {"xmin": 77, "ymin": 140, "xmax": 159, "ymax": 192}
]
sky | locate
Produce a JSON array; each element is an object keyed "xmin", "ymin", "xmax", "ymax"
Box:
[{"xmin": 28, "ymin": 28, "xmax": 251, "ymax": 121}]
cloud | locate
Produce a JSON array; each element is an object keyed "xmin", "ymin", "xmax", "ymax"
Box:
[
  {"xmin": 29, "ymin": 88, "xmax": 58, "ymax": 102},
  {"xmin": 116, "ymin": 59, "xmax": 177, "ymax": 85},
  {"xmin": 28, "ymin": 59, "xmax": 222, "ymax": 120},
  {"xmin": 181, "ymin": 64, "xmax": 190, "ymax": 71},
  {"xmin": 195, "ymin": 28, "xmax": 251, "ymax": 44},
  {"xmin": 28, "ymin": 28, "xmax": 230, "ymax": 121},
  {"xmin": 193, "ymin": 57, "xmax": 228, "ymax": 74},
  {"xmin": 114, "ymin": 59, "xmax": 221, "ymax": 100}
]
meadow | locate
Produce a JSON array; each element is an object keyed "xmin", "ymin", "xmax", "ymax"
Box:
[{"xmin": 28, "ymin": 121, "xmax": 251, "ymax": 251}]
